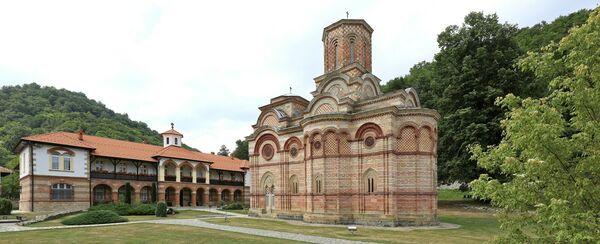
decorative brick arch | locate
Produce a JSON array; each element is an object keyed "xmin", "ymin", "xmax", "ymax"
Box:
[
  {"xmin": 355, "ymin": 122, "xmax": 384, "ymax": 139},
  {"xmin": 47, "ymin": 147, "xmax": 75, "ymax": 156},
  {"xmin": 254, "ymin": 133, "xmax": 280, "ymax": 154},
  {"xmin": 284, "ymin": 136, "xmax": 303, "ymax": 150}
]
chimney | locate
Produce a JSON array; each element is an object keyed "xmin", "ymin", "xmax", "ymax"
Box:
[
  {"xmin": 229, "ymin": 153, "xmax": 235, "ymax": 159},
  {"xmin": 78, "ymin": 129, "xmax": 84, "ymax": 141},
  {"xmin": 211, "ymin": 152, "xmax": 215, "ymax": 155}
]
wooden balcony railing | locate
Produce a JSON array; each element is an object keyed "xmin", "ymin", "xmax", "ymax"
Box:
[
  {"xmin": 196, "ymin": 177, "xmax": 206, "ymax": 183},
  {"xmin": 210, "ymin": 179, "xmax": 244, "ymax": 186},
  {"xmin": 90, "ymin": 171, "xmax": 157, "ymax": 182},
  {"xmin": 165, "ymin": 175, "xmax": 177, "ymax": 182},
  {"xmin": 181, "ymin": 176, "xmax": 193, "ymax": 182}
]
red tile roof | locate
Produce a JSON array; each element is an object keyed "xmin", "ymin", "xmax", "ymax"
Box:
[
  {"xmin": 161, "ymin": 129, "xmax": 183, "ymax": 137},
  {"xmin": 19, "ymin": 132, "xmax": 247, "ymax": 172}
]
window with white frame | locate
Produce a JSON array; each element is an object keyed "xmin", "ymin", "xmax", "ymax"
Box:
[
  {"xmin": 51, "ymin": 153, "xmax": 60, "ymax": 170},
  {"xmin": 51, "ymin": 183, "xmax": 73, "ymax": 200},
  {"xmin": 64, "ymin": 156, "xmax": 71, "ymax": 171}
]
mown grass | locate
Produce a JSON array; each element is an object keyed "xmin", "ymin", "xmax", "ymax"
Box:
[
  {"xmin": 438, "ymin": 189, "xmax": 470, "ymax": 201},
  {"xmin": 205, "ymin": 200, "xmax": 499, "ymax": 244},
  {"xmin": 27, "ymin": 210, "xmax": 216, "ymax": 227},
  {"xmin": 0, "ymin": 223, "xmax": 304, "ymax": 244}
]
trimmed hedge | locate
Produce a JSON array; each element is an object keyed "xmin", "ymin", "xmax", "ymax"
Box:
[
  {"xmin": 221, "ymin": 202, "xmax": 248, "ymax": 210},
  {"xmin": 89, "ymin": 202, "xmax": 131, "ymax": 215},
  {"xmin": 0, "ymin": 198, "xmax": 12, "ymax": 215},
  {"xmin": 61, "ymin": 210, "xmax": 127, "ymax": 225},
  {"xmin": 155, "ymin": 202, "xmax": 167, "ymax": 217},
  {"xmin": 89, "ymin": 202, "xmax": 156, "ymax": 215},
  {"xmin": 128, "ymin": 203, "xmax": 156, "ymax": 215}
]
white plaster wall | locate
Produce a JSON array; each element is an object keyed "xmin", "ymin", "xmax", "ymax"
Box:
[
  {"xmin": 33, "ymin": 144, "xmax": 88, "ymax": 178},
  {"xmin": 19, "ymin": 146, "xmax": 30, "ymax": 178},
  {"xmin": 163, "ymin": 135, "xmax": 182, "ymax": 147}
]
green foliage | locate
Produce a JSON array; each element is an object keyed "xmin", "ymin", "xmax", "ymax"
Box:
[
  {"xmin": 514, "ymin": 9, "xmax": 591, "ymax": 53},
  {"xmin": 0, "ymin": 83, "xmax": 198, "ymax": 167},
  {"xmin": 89, "ymin": 202, "xmax": 157, "ymax": 215},
  {"xmin": 232, "ymin": 139, "xmax": 249, "ymax": 160},
  {"xmin": 470, "ymin": 8, "xmax": 600, "ymax": 242},
  {"xmin": 61, "ymin": 210, "xmax": 127, "ymax": 225},
  {"xmin": 217, "ymin": 145, "xmax": 230, "ymax": 156},
  {"xmin": 0, "ymin": 198, "xmax": 12, "ymax": 215},
  {"xmin": 155, "ymin": 202, "xmax": 167, "ymax": 217},
  {"xmin": 433, "ymin": 12, "xmax": 534, "ymax": 183},
  {"xmin": 128, "ymin": 203, "xmax": 157, "ymax": 215},
  {"xmin": 221, "ymin": 202, "xmax": 249, "ymax": 210},
  {"xmin": 89, "ymin": 202, "xmax": 132, "ymax": 216},
  {"xmin": 381, "ymin": 61, "xmax": 436, "ymax": 108},
  {"xmin": 1, "ymin": 157, "xmax": 19, "ymax": 200},
  {"xmin": 151, "ymin": 183, "xmax": 157, "ymax": 203}
]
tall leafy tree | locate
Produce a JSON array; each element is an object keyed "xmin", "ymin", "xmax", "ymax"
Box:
[
  {"xmin": 432, "ymin": 12, "xmax": 534, "ymax": 183},
  {"xmin": 232, "ymin": 139, "xmax": 249, "ymax": 160},
  {"xmin": 217, "ymin": 145, "xmax": 230, "ymax": 156},
  {"xmin": 471, "ymin": 9, "xmax": 600, "ymax": 242}
]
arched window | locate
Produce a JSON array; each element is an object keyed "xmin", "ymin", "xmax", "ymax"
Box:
[
  {"xmin": 349, "ymin": 37, "xmax": 355, "ymax": 63},
  {"xmin": 140, "ymin": 186, "xmax": 152, "ymax": 203},
  {"xmin": 333, "ymin": 40, "xmax": 339, "ymax": 69},
  {"xmin": 51, "ymin": 183, "xmax": 73, "ymax": 200},
  {"xmin": 289, "ymin": 175, "xmax": 299, "ymax": 194},
  {"xmin": 364, "ymin": 169, "xmax": 377, "ymax": 194},
  {"xmin": 141, "ymin": 165, "xmax": 148, "ymax": 175},
  {"xmin": 166, "ymin": 137, "xmax": 170, "ymax": 144},
  {"xmin": 174, "ymin": 137, "xmax": 178, "ymax": 145},
  {"xmin": 47, "ymin": 147, "xmax": 75, "ymax": 171},
  {"xmin": 314, "ymin": 175, "xmax": 322, "ymax": 194}
]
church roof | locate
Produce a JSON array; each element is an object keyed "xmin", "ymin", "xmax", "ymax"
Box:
[
  {"xmin": 160, "ymin": 129, "xmax": 183, "ymax": 137},
  {"xmin": 18, "ymin": 132, "xmax": 247, "ymax": 172}
]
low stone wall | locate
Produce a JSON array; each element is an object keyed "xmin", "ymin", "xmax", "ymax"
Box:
[{"xmin": 18, "ymin": 210, "xmax": 82, "ymax": 226}]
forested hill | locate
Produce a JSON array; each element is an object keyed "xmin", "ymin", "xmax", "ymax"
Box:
[
  {"xmin": 380, "ymin": 8, "xmax": 593, "ymax": 183},
  {"xmin": 0, "ymin": 83, "xmax": 193, "ymax": 166}
]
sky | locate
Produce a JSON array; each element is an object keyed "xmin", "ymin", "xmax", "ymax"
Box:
[{"xmin": 0, "ymin": 0, "xmax": 598, "ymax": 152}]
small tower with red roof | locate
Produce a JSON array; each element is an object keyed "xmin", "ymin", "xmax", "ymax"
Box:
[{"xmin": 161, "ymin": 123, "xmax": 183, "ymax": 147}]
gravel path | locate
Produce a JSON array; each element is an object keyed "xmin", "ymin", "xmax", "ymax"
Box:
[{"xmin": 143, "ymin": 219, "xmax": 374, "ymax": 244}]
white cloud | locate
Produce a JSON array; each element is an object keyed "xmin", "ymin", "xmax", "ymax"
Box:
[{"xmin": 0, "ymin": 0, "xmax": 597, "ymax": 151}]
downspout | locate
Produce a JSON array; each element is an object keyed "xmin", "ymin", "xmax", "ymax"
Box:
[
  {"xmin": 89, "ymin": 155, "xmax": 93, "ymax": 207},
  {"xmin": 29, "ymin": 142, "xmax": 34, "ymax": 212}
]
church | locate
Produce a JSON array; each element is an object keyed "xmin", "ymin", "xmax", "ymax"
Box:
[
  {"xmin": 247, "ymin": 19, "xmax": 439, "ymax": 226},
  {"xmin": 16, "ymin": 125, "xmax": 249, "ymax": 212}
]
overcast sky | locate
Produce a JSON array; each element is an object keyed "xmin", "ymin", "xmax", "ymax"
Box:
[{"xmin": 0, "ymin": 0, "xmax": 598, "ymax": 152}]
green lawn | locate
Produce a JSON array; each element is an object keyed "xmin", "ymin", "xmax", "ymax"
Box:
[
  {"xmin": 0, "ymin": 223, "xmax": 304, "ymax": 244},
  {"xmin": 205, "ymin": 201, "xmax": 499, "ymax": 244},
  {"xmin": 438, "ymin": 189, "xmax": 470, "ymax": 201},
  {"xmin": 27, "ymin": 210, "xmax": 216, "ymax": 227}
]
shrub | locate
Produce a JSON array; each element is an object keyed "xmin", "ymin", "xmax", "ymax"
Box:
[
  {"xmin": 128, "ymin": 203, "xmax": 156, "ymax": 215},
  {"xmin": 221, "ymin": 202, "xmax": 248, "ymax": 210},
  {"xmin": 155, "ymin": 202, "xmax": 167, "ymax": 217},
  {"xmin": 89, "ymin": 202, "xmax": 131, "ymax": 215},
  {"xmin": 61, "ymin": 210, "xmax": 127, "ymax": 225},
  {"xmin": 0, "ymin": 198, "xmax": 12, "ymax": 215}
]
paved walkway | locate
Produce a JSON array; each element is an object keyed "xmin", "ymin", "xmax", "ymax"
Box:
[
  {"xmin": 144, "ymin": 219, "xmax": 373, "ymax": 244},
  {"xmin": 0, "ymin": 217, "xmax": 372, "ymax": 244}
]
